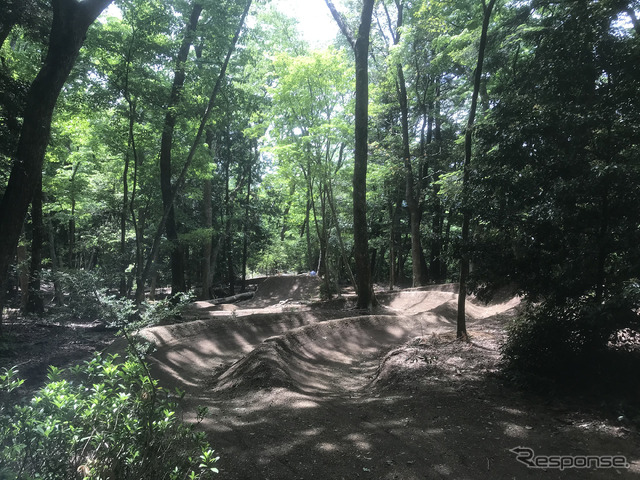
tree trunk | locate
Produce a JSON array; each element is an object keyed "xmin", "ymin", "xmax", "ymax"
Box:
[
  {"xmin": 17, "ymin": 241, "xmax": 29, "ymax": 311},
  {"xmin": 148, "ymin": 240, "xmax": 159, "ymax": 301},
  {"xmin": 201, "ymin": 128, "xmax": 215, "ymax": 299},
  {"xmin": 47, "ymin": 218, "xmax": 64, "ymax": 306},
  {"xmin": 26, "ymin": 173, "xmax": 45, "ymax": 313},
  {"xmin": 306, "ymin": 164, "xmax": 326, "ymax": 278},
  {"xmin": 225, "ymin": 225, "xmax": 234, "ymax": 295},
  {"xmin": 304, "ymin": 197, "xmax": 312, "ymax": 270},
  {"xmin": 120, "ymin": 141, "xmax": 131, "ymax": 297},
  {"xmin": 130, "ymin": 130, "xmax": 145, "ymax": 305},
  {"xmin": 201, "ymin": 174, "xmax": 213, "ymax": 296},
  {"xmin": 442, "ymin": 208, "xmax": 452, "ymax": 281},
  {"xmin": 352, "ymin": 0, "xmax": 376, "ymax": 308},
  {"xmin": 457, "ymin": 0, "xmax": 496, "ymax": 340},
  {"xmin": 224, "ymin": 142, "xmax": 235, "ymax": 295},
  {"xmin": 430, "ymin": 83, "xmax": 445, "ymax": 283},
  {"xmin": 134, "ymin": 207, "xmax": 146, "ymax": 305},
  {"xmin": 390, "ymin": 2, "xmax": 425, "ymax": 287},
  {"xmin": 67, "ymin": 161, "xmax": 80, "ymax": 268},
  {"xmin": 160, "ymin": 2, "xmax": 203, "ymax": 296},
  {"xmin": 429, "ymin": 191, "xmax": 444, "ymax": 283},
  {"xmin": 388, "ymin": 195, "xmax": 397, "ymax": 290},
  {"xmin": 280, "ymin": 181, "xmax": 296, "ymax": 242},
  {"xmin": 0, "ymin": 0, "xmax": 113, "ymax": 298},
  {"xmin": 328, "ymin": 176, "xmax": 357, "ymax": 293},
  {"xmin": 325, "ymin": 0, "xmax": 376, "ymax": 308},
  {"xmin": 435, "ymin": 82, "xmax": 442, "ymax": 142},
  {"xmin": 241, "ymin": 147, "xmax": 254, "ymax": 293},
  {"xmin": 210, "ymin": 291, "xmax": 254, "ymax": 305},
  {"xmin": 118, "ymin": 37, "xmax": 141, "ymax": 297},
  {"xmin": 210, "ymin": 233, "xmax": 224, "ymax": 286},
  {"xmin": 318, "ymin": 184, "xmax": 331, "ymax": 292},
  {"xmin": 595, "ymin": 191, "xmax": 609, "ymax": 303},
  {"xmin": 398, "ymin": 64, "xmax": 425, "ymax": 287}
]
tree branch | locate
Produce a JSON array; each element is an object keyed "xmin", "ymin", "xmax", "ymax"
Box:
[
  {"xmin": 382, "ymin": 2, "xmax": 397, "ymax": 44},
  {"xmin": 75, "ymin": 0, "xmax": 114, "ymax": 28},
  {"xmin": 324, "ymin": 0, "xmax": 356, "ymax": 50}
]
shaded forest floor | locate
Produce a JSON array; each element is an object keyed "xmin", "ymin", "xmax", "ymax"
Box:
[
  {"xmin": 2, "ymin": 276, "xmax": 640, "ymax": 478},
  {"xmin": 0, "ymin": 309, "xmax": 115, "ymax": 395}
]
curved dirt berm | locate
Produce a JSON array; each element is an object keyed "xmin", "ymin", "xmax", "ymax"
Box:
[
  {"xmin": 141, "ymin": 284, "xmax": 521, "ymax": 395},
  {"xmin": 211, "ymin": 314, "xmax": 450, "ymax": 395},
  {"xmin": 139, "ymin": 309, "xmax": 360, "ymax": 390},
  {"xmin": 376, "ymin": 284, "xmax": 521, "ymax": 318},
  {"xmin": 244, "ymin": 274, "xmax": 322, "ymax": 307}
]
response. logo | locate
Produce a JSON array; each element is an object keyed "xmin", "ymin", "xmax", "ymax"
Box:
[{"xmin": 510, "ymin": 446, "xmax": 629, "ymax": 471}]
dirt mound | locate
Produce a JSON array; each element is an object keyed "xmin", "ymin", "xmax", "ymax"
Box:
[
  {"xmin": 369, "ymin": 331, "xmax": 502, "ymax": 392},
  {"xmin": 140, "ymin": 309, "xmax": 364, "ymax": 389},
  {"xmin": 185, "ymin": 301, "xmax": 239, "ymax": 316},
  {"xmin": 207, "ymin": 294, "xmax": 516, "ymax": 397},
  {"xmin": 207, "ymin": 314, "xmax": 452, "ymax": 395},
  {"xmin": 244, "ymin": 275, "xmax": 321, "ymax": 307},
  {"xmin": 213, "ymin": 339, "xmax": 298, "ymax": 392},
  {"xmin": 149, "ymin": 288, "xmax": 520, "ymax": 396}
]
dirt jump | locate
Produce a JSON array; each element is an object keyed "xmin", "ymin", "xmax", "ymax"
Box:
[{"xmin": 139, "ymin": 276, "xmax": 639, "ymax": 479}]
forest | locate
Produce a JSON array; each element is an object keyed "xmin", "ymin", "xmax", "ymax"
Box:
[{"xmin": 1, "ymin": 0, "xmax": 640, "ymax": 478}]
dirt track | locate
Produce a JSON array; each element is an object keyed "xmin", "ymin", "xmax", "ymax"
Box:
[{"xmin": 140, "ymin": 277, "xmax": 640, "ymax": 479}]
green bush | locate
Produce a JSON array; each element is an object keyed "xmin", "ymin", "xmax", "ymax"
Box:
[
  {"xmin": 0, "ymin": 354, "xmax": 218, "ymax": 480},
  {"xmin": 137, "ymin": 292, "xmax": 193, "ymax": 327},
  {"xmin": 44, "ymin": 267, "xmax": 193, "ymax": 332},
  {"xmin": 44, "ymin": 269, "xmax": 193, "ymax": 328},
  {"xmin": 501, "ymin": 293, "xmax": 640, "ymax": 387}
]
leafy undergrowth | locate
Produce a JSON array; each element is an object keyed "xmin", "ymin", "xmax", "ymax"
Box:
[
  {"xmin": 500, "ymin": 297, "xmax": 640, "ymax": 424},
  {"xmin": 0, "ymin": 283, "xmax": 217, "ymax": 480},
  {"xmin": 0, "ymin": 352, "xmax": 219, "ymax": 480}
]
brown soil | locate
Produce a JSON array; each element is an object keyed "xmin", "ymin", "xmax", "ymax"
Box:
[
  {"xmin": 3, "ymin": 276, "xmax": 639, "ymax": 478},
  {"xmin": 139, "ymin": 277, "xmax": 639, "ymax": 479},
  {"xmin": 0, "ymin": 311, "xmax": 115, "ymax": 394}
]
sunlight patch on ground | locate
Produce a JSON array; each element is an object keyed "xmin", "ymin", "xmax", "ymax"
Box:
[
  {"xmin": 434, "ymin": 464, "xmax": 454, "ymax": 476},
  {"xmin": 501, "ymin": 422, "xmax": 532, "ymax": 438},
  {"xmin": 496, "ymin": 406, "xmax": 526, "ymax": 416},
  {"xmin": 290, "ymin": 399, "xmax": 320, "ymax": 409},
  {"xmin": 345, "ymin": 432, "xmax": 372, "ymax": 451},
  {"xmin": 316, "ymin": 442, "xmax": 338, "ymax": 452}
]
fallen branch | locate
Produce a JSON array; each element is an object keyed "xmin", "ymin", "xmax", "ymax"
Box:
[{"xmin": 209, "ymin": 292, "xmax": 254, "ymax": 305}]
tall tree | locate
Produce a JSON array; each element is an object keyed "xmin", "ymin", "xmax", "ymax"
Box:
[
  {"xmin": 471, "ymin": 0, "xmax": 640, "ymax": 378},
  {"xmin": 379, "ymin": 0, "xmax": 428, "ymax": 287},
  {"xmin": 0, "ymin": 0, "xmax": 113, "ymax": 328},
  {"xmin": 202, "ymin": 129, "xmax": 215, "ymax": 299},
  {"xmin": 325, "ymin": 0, "xmax": 377, "ymax": 309},
  {"xmin": 456, "ymin": 0, "xmax": 496, "ymax": 340},
  {"xmin": 159, "ymin": 2, "xmax": 204, "ymax": 295}
]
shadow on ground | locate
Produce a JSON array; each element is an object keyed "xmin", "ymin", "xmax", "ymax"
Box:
[{"xmin": 139, "ymin": 278, "xmax": 640, "ymax": 479}]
